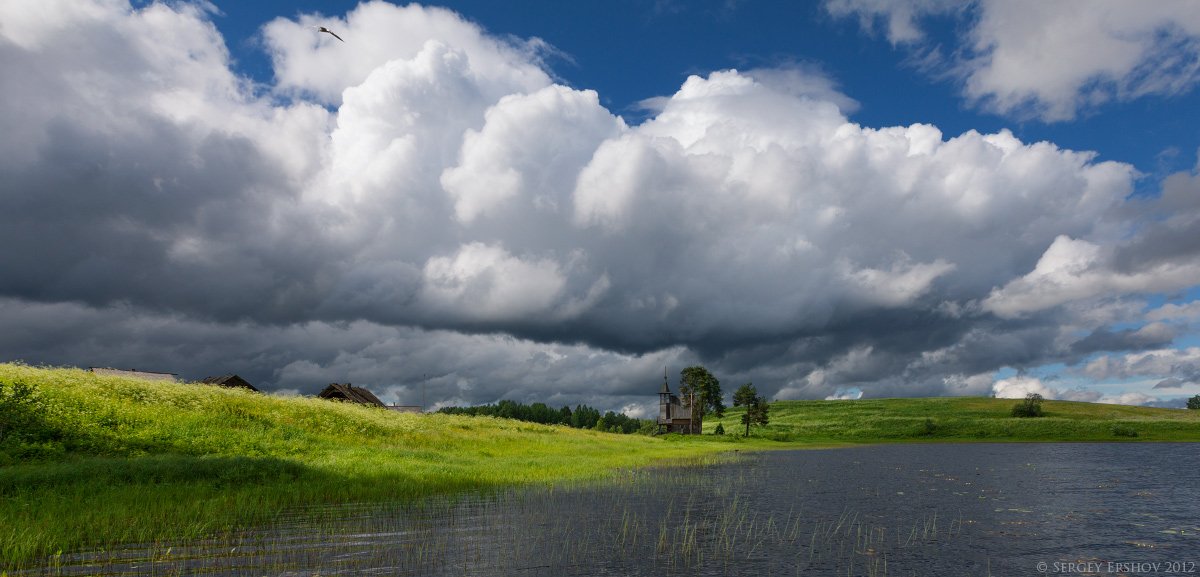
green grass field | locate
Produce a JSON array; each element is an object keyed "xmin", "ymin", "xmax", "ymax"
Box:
[
  {"xmin": 709, "ymin": 396, "xmax": 1200, "ymax": 442},
  {"xmin": 0, "ymin": 363, "xmax": 735, "ymax": 569}
]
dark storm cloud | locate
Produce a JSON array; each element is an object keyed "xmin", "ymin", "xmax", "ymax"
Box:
[
  {"xmin": 1112, "ymin": 171, "xmax": 1200, "ymax": 274},
  {"xmin": 1, "ymin": 118, "xmax": 341, "ymax": 323},
  {"xmin": 1070, "ymin": 325, "xmax": 1177, "ymax": 357},
  {"xmin": 0, "ymin": 296, "xmax": 694, "ymax": 415}
]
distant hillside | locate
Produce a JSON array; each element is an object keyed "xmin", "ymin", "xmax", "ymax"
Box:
[{"xmin": 709, "ymin": 397, "xmax": 1200, "ymax": 442}]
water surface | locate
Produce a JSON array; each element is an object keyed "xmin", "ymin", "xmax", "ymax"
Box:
[{"xmin": 31, "ymin": 443, "xmax": 1200, "ymax": 576}]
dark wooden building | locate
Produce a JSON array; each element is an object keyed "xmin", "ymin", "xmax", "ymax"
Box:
[
  {"xmin": 201, "ymin": 374, "xmax": 259, "ymax": 393},
  {"xmin": 318, "ymin": 383, "xmax": 387, "ymax": 408},
  {"xmin": 657, "ymin": 374, "xmax": 696, "ymax": 434}
]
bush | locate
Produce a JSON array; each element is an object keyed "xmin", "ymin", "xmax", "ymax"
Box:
[
  {"xmin": 1011, "ymin": 393, "xmax": 1044, "ymax": 418},
  {"xmin": 0, "ymin": 379, "xmax": 63, "ymax": 460},
  {"xmin": 919, "ymin": 418, "xmax": 938, "ymax": 436},
  {"xmin": 713, "ymin": 423, "xmax": 725, "ymax": 435}
]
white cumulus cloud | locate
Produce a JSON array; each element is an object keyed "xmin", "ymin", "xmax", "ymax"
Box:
[
  {"xmin": 985, "ymin": 236, "xmax": 1200, "ymax": 318},
  {"xmin": 827, "ymin": 0, "xmax": 1200, "ymax": 121},
  {"xmin": 442, "ymin": 85, "xmax": 624, "ymax": 223},
  {"xmin": 419, "ymin": 243, "xmax": 570, "ymax": 322},
  {"xmin": 991, "ymin": 375, "xmax": 1055, "ymax": 400}
]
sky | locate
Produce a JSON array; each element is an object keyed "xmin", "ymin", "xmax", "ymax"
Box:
[{"xmin": 2, "ymin": 0, "xmax": 1200, "ymax": 416}]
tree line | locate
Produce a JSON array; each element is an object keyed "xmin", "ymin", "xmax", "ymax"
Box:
[
  {"xmin": 436, "ymin": 366, "xmax": 773, "ymax": 437},
  {"xmin": 437, "ymin": 400, "xmax": 653, "ymax": 434}
]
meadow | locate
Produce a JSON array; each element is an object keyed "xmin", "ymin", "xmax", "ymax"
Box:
[
  {"xmin": 0, "ymin": 363, "xmax": 734, "ymax": 569},
  {"xmin": 709, "ymin": 396, "xmax": 1200, "ymax": 441}
]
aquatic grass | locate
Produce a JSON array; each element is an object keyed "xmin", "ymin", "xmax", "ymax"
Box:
[{"xmin": 10, "ymin": 446, "xmax": 1134, "ymax": 577}]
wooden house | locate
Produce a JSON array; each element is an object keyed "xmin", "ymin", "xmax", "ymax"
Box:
[
  {"xmin": 89, "ymin": 367, "xmax": 177, "ymax": 382},
  {"xmin": 201, "ymin": 374, "xmax": 259, "ymax": 393},
  {"xmin": 318, "ymin": 383, "xmax": 387, "ymax": 408},
  {"xmin": 657, "ymin": 375, "xmax": 697, "ymax": 434}
]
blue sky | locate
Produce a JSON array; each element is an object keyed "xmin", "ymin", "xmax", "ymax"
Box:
[
  {"xmin": 208, "ymin": 0, "xmax": 1198, "ymax": 178},
  {"xmin": 3, "ymin": 0, "xmax": 1200, "ymax": 413}
]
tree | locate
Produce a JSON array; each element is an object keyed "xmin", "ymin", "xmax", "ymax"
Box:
[
  {"xmin": 571, "ymin": 405, "xmax": 600, "ymax": 429},
  {"xmin": 713, "ymin": 423, "xmax": 725, "ymax": 435},
  {"xmin": 529, "ymin": 402, "xmax": 555, "ymax": 424},
  {"xmin": 733, "ymin": 383, "xmax": 769, "ymax": 437},
  {"xmin": 1011, "ymin": 393, "xmax": 1044, "ymax": 418},
  {"xmin": 679, "ymin": 366, "xmax": 725, "ymax": 434},
  {"xmin": 496, "ymin": 399, "xmax": 519, "ymax": 420},
  {"xmin": 1188, "ymin": 395, "xmax": 1200, "ymax": 410}
]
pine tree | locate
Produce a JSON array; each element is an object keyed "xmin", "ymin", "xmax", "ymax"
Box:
[{"xmin": 733, "ymin": 383, "xmax": 769, "ymax": 437}]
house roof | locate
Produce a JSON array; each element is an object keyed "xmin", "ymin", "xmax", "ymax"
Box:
[
  {"xmin": 660, "ymin": 378, "xmax": 671, "ymax": 394},
  {"xmin": 201, "ymin": 374, "xmax": 259, "ymax": 392},
  {"xmin": 318, "ymin": 383, "xmax": 386, "ymax": 407}
]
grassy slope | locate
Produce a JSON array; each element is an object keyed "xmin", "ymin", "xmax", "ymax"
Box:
[
  {"xmin": 709, "ymin": 397, "xmax": 1200, "ymax": 442},
  {"xmin": 0, "ymin": 363, "xmax": 734, "ymax": 567}
]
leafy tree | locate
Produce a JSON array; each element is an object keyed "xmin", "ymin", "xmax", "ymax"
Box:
[
  {"xmin": 733, "ymin": 383, "xmax": 769, "ymax": 437},
  {"xmin": 679, "ymin": 366, "xmax": 725, "ymax": 434},
  {"xmin": 713, "ymin": 423, "xmax": 725, "ymax": 435},
  {"xmin": 1011, "ymin": 393, "xmax": 1044, "ymax": 418},
  {"xmin": 637, "ymin": 420, "xmax": 659, "ymax": 435},
  {"xmin": 1188, "ymin": 395, "xmax": 1200, "ymax": 410}
]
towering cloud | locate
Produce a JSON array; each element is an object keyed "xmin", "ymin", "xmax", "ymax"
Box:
[{"xmin": 1, "ymin": 0, "xmax": 1197, "ymax": 409}]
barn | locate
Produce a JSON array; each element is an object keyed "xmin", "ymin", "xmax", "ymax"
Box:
[
  {"xmin": 201, "ymin": 374, "xmax": 259, "ymax": 393},
  {"xmin": 318, "ymin": 383, "xmax": 387, "ymax": 408}
]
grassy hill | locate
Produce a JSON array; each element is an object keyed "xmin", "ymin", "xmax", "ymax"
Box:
[
  {"xmin": 0, "ymin": 363, "xmax": 731, "ymax": 568},
  {"xmin": 709, "ymin": 397, "xmax": 1200, "ymax": 441}
]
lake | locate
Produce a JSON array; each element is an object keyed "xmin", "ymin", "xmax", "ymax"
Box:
[{"xmin": 29, "ymin": 443, "xmax": 1200, "ymax": 576}]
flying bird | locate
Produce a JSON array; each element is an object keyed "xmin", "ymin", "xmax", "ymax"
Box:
[{"xmin": 312, "ymin": 26, "xmax": 344, "ymax": 43}]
